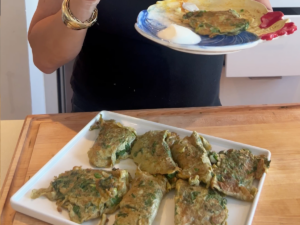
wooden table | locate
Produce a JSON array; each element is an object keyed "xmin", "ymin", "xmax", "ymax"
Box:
[
  {"xmin": 1, "ymin": 120, "xmax": 24, "ymax": 189},
  {"xmin": 1, "ymin": 104, "xmax": 300, "ymax": 225}
]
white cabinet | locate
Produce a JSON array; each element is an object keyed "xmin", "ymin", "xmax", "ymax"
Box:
[
  {"xmin": 225, "ymin": 15, "xmax": 300, "ymax": 77},
  {"xmin": 270, "ymin": 0, "xmax": 300, "ymax": 7}
]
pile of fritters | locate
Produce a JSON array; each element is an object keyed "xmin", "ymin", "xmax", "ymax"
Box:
[{"xmin": 32, "ymin": 117, "xmax": 271, "ymax": 225}]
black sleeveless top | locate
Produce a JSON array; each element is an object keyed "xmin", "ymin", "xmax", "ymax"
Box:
[{"xmin": 71, "ymin": 0, "xmax": 224, "ymax": 112}]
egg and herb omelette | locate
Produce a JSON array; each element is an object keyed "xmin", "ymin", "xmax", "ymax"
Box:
[
  {"xmin": 31, "ymin": 117, "xmax": 271, "ymax": 224},
  {"xmin": 131, "ymin": 130, "xmax": 180, "ymax": 175},
  {"xmin": 114, "ymin": 170, "xmax": 168, "ymax": 225},
  {"xmin": 88, "ymin": 115, "xmax": 136, "ymax": 167},
  {"xmin": 31, "ymin": 167, "xmax": 130, "ymax": 224},
  {"xmin": 175, "ymin": 179, "xmax": 228, "ymax": 225},
  {"xmin": 171, "ymin": 131, "xmax": 213, "ymax": 186},
  {"xmin": 210, "ymin": 149, "xmax": 271, "ymax": 201},
  {"xmin": 182, "ymin": 9, "xmax": 250, "ymax": 38}
]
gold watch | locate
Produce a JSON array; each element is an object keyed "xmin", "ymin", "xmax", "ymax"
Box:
[{"xmin": 62, "ymin": 0, "xmax": 98, "ymax": 30}]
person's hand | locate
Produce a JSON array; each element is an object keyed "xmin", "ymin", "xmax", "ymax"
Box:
[
  {"xmin": 69, "ymin": 0, "xmax": 101, "ymax": 21},
  {"xmin": 254, "ymin": 0, "xmax": 273, "ymax": 12}
]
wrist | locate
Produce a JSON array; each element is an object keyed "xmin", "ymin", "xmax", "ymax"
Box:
[
  {"xmin": 69, "ymin": 0, "xmax": 99, "ymax": 21},
  {"xmin": 62, "ymin": 0, "xmax": 98, "ymax": 30}
]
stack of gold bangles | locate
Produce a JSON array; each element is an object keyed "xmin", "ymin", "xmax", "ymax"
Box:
[{"xmin": 62, "ymin": 0, "xmax": 98, "ymax": 30}]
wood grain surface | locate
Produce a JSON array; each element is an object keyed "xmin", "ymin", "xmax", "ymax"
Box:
[{"xmin": 1, "ymin": 104, "xmax": 300, "ymax": 225}]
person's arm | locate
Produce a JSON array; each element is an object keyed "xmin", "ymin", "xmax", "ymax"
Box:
[
  {"xmin": 28, "ymin": 0, "xmax": 100, "ymax": 74},
  {"xmin": 255, "ymin": 0, "xmax": 273, "ymax": 11}
]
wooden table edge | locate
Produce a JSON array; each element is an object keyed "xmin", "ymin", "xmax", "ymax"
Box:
[
  {"xmin": 5, "ymin": 103, "xmax": 300, "ymax": 120},
  {"xmin": 113, "ymin": 103, "xmax": 300, "ymax": 115},
  {"xmin": 0, "ymin": 116, "xmax": 35, "ymax": 216}
]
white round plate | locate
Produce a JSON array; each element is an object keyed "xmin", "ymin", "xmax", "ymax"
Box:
[{"xmin": 135, "ymin": 10, "xmax": 264, "ymax": 55}]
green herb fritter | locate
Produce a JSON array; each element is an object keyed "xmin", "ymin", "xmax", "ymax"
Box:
[
  {"xmin": 114, "ymin": 170, "xmax": 168, "ymax": 225},
  {"xmin": 210, "ymin": 149, "xmax": 271, "ymax": 201},
  {"xmin": 31, "ymin": 167, "xmax": 131, "ymax": 224},
  {"xmin": 175, "ymin": 179, "xmax": 228, "ymax": 225},
  {"xmin": 88, "ymin": 116, "xmax": 136, "ymax": 167},
  {"xmin": 183, "ymin": 9, "xmax": 249, "ymax": 38}
]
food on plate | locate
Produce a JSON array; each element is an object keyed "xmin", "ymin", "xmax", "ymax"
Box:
[
  {"xmin": 31, "ymin": 167, "xmax": 130, "ymax": 224},
  {"xmin": 147, "ymin": 0, "xmax": 295, "ymax": 40},
  {"xmin": 182, "ymin": 10, "xmax": 249, "ymax": 38},
  {"xmin": 166, "ymin": 131, "xmax": 181, "ymax": 147},
  {"xmin": 182, "ymin": 2, "xmax": 199, "ymax": 12},
  {"xmin": 175, "ymin": 179, "xmax": 228, "ymax": 225},
  {"xmin": 88, "ymin": 116, "xmax": 136, "ymax": 167},
  {"xmin": 210, "ymin": 149, "xmax": 271, "ymax": 201},
  {"xmin": 131, "ymin": 130, "xmax": 180, "ymax": 175},
  {"xmin": 171, "ymin": 131, "xmax": 213, "ymax": 186},
  {"xmin": 157, "ymin": 24, "xmax": 201, "ymax": 44},
  {"xmin": 114, "ymin": 170, "xmax": 168, "ymax": 225},
  {"xmin": 30, "ymin": 113, "xmax": 272, "ymax": 224}
]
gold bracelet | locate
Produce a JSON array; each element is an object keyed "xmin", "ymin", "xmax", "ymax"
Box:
[{"xmin": 62, "ymin": 0, "xmax": 98, "ymax": 30}]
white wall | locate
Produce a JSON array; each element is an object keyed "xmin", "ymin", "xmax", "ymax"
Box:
[
  {"xmin": 1, "ymin": 0, "xmax": 32, "ymax": 120},
  {"xmin": 25, "ymin": 0, "xmax": 46, "ymax": 115},
  {"xmin": 44, "ymin": 72, "xmax": 59, "ymax": 114},
  {"xmin": 0, "ymin": 0, "xmax": 58, "ymax": 120}
]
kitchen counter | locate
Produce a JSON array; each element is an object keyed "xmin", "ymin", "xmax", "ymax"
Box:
[
  {"xmin": 1, "ymin": 104, "xmax": 300, "ymax": 225},
  {"xmin": 0, "ymin": 120, "xmax": 24, "ymax": 189}
]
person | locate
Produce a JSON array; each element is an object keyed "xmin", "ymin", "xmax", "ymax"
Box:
[{"xmin": 29, "ymin": 0, "xmax": 272, "ymax": 112}]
